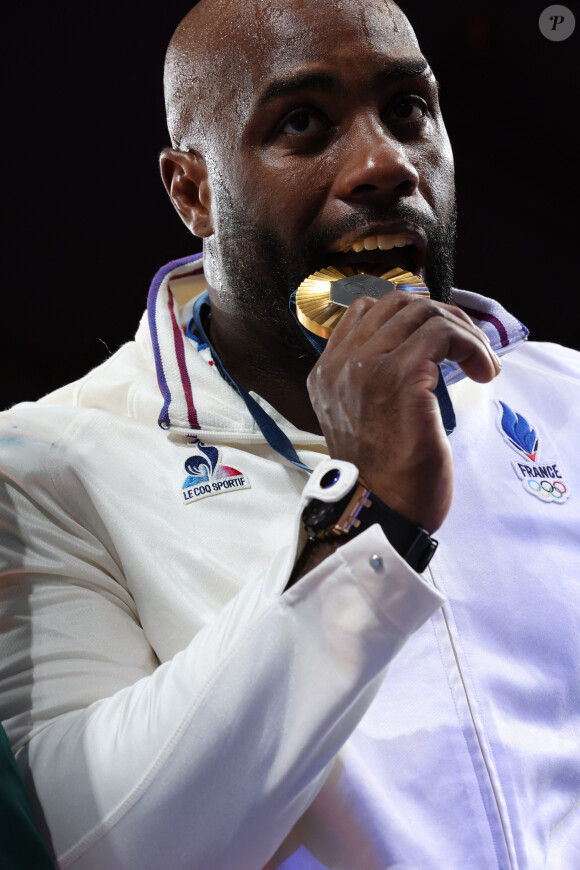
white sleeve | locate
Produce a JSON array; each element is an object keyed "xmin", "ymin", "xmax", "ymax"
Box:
[{"xmin": 0, "ymin": 426, "xmax": 443, "ymax": 870}]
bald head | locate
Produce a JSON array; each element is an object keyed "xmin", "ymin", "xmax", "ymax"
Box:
[
  {"xmin": 163, "ymin": 1, "xmax": 212, "ymax": 150},
  {"xmin": 164, "ymin": 0, "xmax": 413, "ymax": 153},
  {"xmin": 164, "ymin": 0, "xmax": 270, "ymax": 152}
]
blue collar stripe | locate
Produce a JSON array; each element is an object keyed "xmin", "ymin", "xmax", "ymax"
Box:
[{"xmin": 189, "ymin": 293, "xmax": 313, "ymax": 473}]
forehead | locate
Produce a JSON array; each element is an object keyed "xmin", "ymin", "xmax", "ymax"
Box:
[
  {"xmin": 203, "ymin": 0, "xmax": 423, "ymax": 114},
  {"xmin": 241, "ymin": 0, "xmax": 417, "ymax": 54}
]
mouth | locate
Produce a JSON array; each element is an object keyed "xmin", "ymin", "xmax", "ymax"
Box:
[{"xmin": 325, "ymin": 228, "xmax": 426, "ymax": 280}]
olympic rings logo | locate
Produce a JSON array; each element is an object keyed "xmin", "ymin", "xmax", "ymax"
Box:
[{"xmin": 526, "ymin": 479, "xmax": 567, "ymax": 499}]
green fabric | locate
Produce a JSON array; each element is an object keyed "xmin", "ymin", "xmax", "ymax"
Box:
[{"xmin": 0, "ymin": 723, "xmax": 55, "ymax": 869}]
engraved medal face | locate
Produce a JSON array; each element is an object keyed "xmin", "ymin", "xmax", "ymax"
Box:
[
  {"xmin": 295, "ymin": 266, "xmax": 429, "ymax": 339},
  {"xmin": 330, "ymin": 274, "xmax": 396, "ymax": 307}
]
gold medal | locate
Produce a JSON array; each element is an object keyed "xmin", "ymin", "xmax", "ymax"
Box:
[{"xmin": 295, "ymin": 266, "xmax": 429, "ymax": 339}]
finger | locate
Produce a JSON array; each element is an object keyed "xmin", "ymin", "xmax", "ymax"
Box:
[
  {"xmin": 326, "ymin": 291, "xmax": 417, "ymax": 353},
  {"xmin": 364, "ymin": 296, "xmax": 497, "ymax": 361},
  {"xmin": 326, "ymin": 290, "xmax": 488, "ymax": 357},
  {"xmin": 383, "ymin": 314, "xmax": 501, "ymax": 387},
  {"xmin": 367, "ymin": 294, "xmax": 488, "ymax": 346},
  {"xmin": 323, "ymin": 294, "xmax": 378, "ymax": 351}
]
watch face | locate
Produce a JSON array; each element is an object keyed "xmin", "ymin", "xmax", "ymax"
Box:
[{"xmin": 302, "ymin": 497, "xmax": 344, "ymax": 532}]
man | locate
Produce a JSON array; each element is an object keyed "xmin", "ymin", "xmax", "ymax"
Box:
[{"xmin": 0, "ymin": 0, "xmax": 578, "ymax": 868}]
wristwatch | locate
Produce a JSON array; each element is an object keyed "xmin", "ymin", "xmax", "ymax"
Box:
[{"xmin": 301, "ymin": 460, "xmax": 438, "ymax": 573}]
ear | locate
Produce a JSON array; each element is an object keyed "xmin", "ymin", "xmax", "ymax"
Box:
[{"xmin": 159, "ymin": 148, "xmax": 213, "ymax": 238}]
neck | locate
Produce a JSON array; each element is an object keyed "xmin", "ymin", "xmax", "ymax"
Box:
[{"xmin": 206, "ymin": 291, "xmax": 322, "ymax": 435}]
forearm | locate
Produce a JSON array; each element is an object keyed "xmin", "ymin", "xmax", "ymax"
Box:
[
  {"xmin": 0, "ymin": 422, "xmax": 443, "ymax": 870},
  {"xmin": 17, "ymin": 528, "xmax": 442, "ymax": 870}
]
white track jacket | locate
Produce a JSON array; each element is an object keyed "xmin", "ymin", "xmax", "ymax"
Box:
[{"xmin": 1, "ymin": 255, "xmax": 579, "ymax": 870}]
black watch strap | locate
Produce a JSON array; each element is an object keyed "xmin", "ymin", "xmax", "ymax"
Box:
[
  {"xmin": 302, "ymin": 482, "xmax": 438, "ymax": 573},
  {"xmin": 357, "ymin": 492, "xmax": 438, "ymax": 573}
]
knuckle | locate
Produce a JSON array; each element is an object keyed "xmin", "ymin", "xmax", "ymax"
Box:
[
  {"xmin": 422, "ymin": 304, "xmax": 456, "ymax": 328},
  {"xmin": 402, "ymin": 295, "xmax": 438, "ymax": 319},
  {"xmin": 349, "ymin": 296, "xmax": 376, "ymax": 316},
  {"xmin": 389, "ymin": 291, "xmax": 418, "ymax": 313},
  {"xmin": 452, "ymin": 307, "xmax": 473, "ymax": 326},
  {"xmin": 306, "ymin": 364, "xmax": 322, "ymax": 391}
]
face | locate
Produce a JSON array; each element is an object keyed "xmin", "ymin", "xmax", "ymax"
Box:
[{"xmin": 194, "ymin": 0, "xmax": 456, "ymax": 341}]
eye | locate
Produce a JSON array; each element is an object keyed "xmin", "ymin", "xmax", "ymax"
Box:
[
  {"xmin": 280, "ymin": 109, "xmax": 329, "ymax": 136},
  {"xmin": 385, "ymin": 97, "xmax": 428, "ymax": 125}
]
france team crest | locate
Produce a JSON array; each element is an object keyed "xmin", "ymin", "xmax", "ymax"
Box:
[
  {"xmin": 497, "ymin": 401, "xmax": 569, "ymax": 503},
  {"xmin": 182, "ymin": 441, "xmax": 251, "ymax": 504}
]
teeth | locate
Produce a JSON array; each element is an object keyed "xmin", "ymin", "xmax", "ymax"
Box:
[{"xmin": 342, "ymin": 233, "xmax": 413, "ymax": 253}]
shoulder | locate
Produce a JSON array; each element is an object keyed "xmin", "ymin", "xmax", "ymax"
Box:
[
  {"xmin": 1, "ymin": 313, "xmax": 161, "ymax": 450},
  {"xmin": 504, "ymin": 340, "xmax": 580, "ymax": 382},
  {"xmin": 0, "ymin": 340, "xmax": 155, "ymax": 505},
  {"xmin": 36, "ymin": 314, "xmax": 160, "ymax": 421}
]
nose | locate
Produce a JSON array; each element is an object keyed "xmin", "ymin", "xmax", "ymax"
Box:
[{"xmin": 332, "ymin": 113, "xmax": 420, "ymax": 204}]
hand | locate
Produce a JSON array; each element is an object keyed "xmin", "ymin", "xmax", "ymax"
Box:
[{"xmin": 307, "ymin": 291, "xmax": 501, "ymax": 533}]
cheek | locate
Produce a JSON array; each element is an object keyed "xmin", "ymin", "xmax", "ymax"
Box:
[
  {"xmin": 235, "ymin": 152, "xmax": 333, "ymax": 228},
  {"xmin": 417, "ymin": 135, "xmax": 455, "ymax": 219}
]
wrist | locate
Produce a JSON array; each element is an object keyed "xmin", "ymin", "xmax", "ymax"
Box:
[{"xmin": 302, "ymin": 460, "xmax": 438, "ymax": 573}]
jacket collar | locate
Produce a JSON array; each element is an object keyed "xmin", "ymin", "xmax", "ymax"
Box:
[{"xmin": 147, "ymin": 255, "xmax": 529, "ymax": 435}]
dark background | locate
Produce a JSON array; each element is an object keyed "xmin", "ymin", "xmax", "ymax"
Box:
[{"xmin": 3, "ymin": 0, "xmax": 578, "ymax": 409}]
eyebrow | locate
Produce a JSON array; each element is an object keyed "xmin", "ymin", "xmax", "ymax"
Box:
[
  {"xmin": 255, "ymin": 57, "xmax": 433, "ymax": 109},
  {"xmin": 375, "ymin": 58, "xmax": 435, "ymax": 88},
  {"xmin": 256, "ymin": 72, "xmax": 344, "ymax": 109}
]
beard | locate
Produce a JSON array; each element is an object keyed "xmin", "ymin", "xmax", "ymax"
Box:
[{"xmin": 207, "ymin": 196, "xmax": 457, "ymax": 355}]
